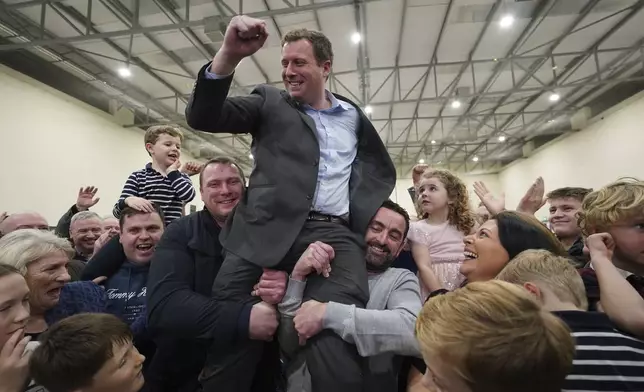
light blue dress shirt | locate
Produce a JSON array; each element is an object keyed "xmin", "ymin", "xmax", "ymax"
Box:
[{"xmin": 204, "ymin": 68, "xmax": 358, "ymax": 217}]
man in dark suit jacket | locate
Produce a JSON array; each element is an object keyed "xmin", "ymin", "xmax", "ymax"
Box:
[{"xmin": 186, "ymin": 15, "xmax": 396, "ymax": 392}]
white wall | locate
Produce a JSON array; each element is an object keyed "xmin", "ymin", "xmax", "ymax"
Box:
[
  {"xmin": 499, "ymin": 91, "xmax": 644, "ymax": 220},
  {"xmin": 0, "ymin": 65, "xmax": 203, "ymax": 225},
  {"xmin": 392, "ymin": 174, "xmax": 501, "ymax": 217}
]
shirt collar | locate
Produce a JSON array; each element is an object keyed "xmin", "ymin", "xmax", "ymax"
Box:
[
  {"xmin": 552, "ymin": 310, "xmax": 616, "ymax": 331},
  {"xmin": 302, "ymin": 90, "xmax": 350, "ymax": 112}
]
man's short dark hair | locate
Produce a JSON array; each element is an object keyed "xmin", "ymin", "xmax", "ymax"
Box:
[
  {"xmin": 30, "ymin": 313, "xmax": 133, "ymax": 392},
  {"xmin": 381, "ymin": 200, "xmax": 410, "ymax": 240},
  {"xmin": 198, "ymin": 156, "xmax": 246, "ymax": 188},
  {"xmin": 282, "ymin": 28, "xmax": 334, "ymax": 66},
  {"xmin": 546, "ymin": 187, "xmax": 593, "ymax": 203},
  {"xmin": 119, "ymin": 204, "xmax": 165, "ymax": 230}
]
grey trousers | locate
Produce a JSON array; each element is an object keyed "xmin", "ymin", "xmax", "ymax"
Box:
[{"xmin": 200, "ymin": 220, "xmax": 368, "ymax": 392}]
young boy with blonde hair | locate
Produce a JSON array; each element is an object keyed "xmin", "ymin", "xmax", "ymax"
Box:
[
  {"xmin": 577, "ymin": 178, "xmax": 644, "ymax": 309},
  {"xmin": 497, "ymin": 249, "xmax": 644, "ymax": 391},
  {"xmin": 415, "ymin": 280, "xmax": 574, "ymax": 392},
  {"xmin": 113, "ymin": 125, "xmax": 198, "ymax": 225}
]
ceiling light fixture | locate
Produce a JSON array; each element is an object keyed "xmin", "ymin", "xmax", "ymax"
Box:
[
  {"xmin": 351, "ymin": 32, "xmax": 361, "ymax": 44},
  {"xmin": 500, "ymin": 14, "xmax": 514, "ymax": 29},
  {"xmin": 118, "ymin": 67, "xmax": 132, "ymax": 78},
  {"xmin": 552, "ymin": 65, "xmax": 558, "ymax": 70},
  {"xmin": 431, "ymin": 140, "xmax": 436, "ymax": 144},
  {"xmin": 249, "ymin": 153, "xmax": 254, "ymax": 159},
  {"xmin": 498, "ymin": 135, "xmax": 506, "ymax": 142},
  {"xmin": 364, "ymin": 105, "xmax": 373, "ymax": 114},
  {"xmin": 549, "ymin": 93, "xmax": 560, "ymax": 102},
  {"xmin": 472, "ymin": 156, "xmax": 479, "ymax": 162},
  {"xmin": 418, "ymin": 159, "xmax": 425, "ymax": 164},
  {"xmin": 547, "ymin": 119, "xmax": 555, "ymax": 124},
  {"xmin": 451, "ymin": 100, "xmax": 461, "ymax": 109}
]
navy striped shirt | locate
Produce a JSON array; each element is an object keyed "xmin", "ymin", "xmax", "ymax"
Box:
[
  {"xmin": 113, "ymin": 163, "xmax": 195, "ymax": 225},
  {"xmin": 555, "ymin": 310, "xmax": 644, "ymax": 392}
]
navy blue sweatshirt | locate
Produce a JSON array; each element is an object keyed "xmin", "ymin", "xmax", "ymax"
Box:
[{"xmin": 104, "ymin": 261, "xmax": 149, "ymax": 326}]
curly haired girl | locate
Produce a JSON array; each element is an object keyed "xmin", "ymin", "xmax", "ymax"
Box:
[{"xmin": 410, "ymin": 169, "xmax": 475, "ymax": 295}]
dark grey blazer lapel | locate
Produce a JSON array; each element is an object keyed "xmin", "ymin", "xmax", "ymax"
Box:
[{"xmin": 280, "ymin": 91, "xmax": 317, "ymax": 139}]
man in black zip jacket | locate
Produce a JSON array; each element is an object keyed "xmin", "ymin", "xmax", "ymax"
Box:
[{"xmin": 145, "ymin": 157, "xmax": 286, "ymax": 392}]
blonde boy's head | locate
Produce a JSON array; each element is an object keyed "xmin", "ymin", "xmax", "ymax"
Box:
[
  {"xmin": 579, "ymin": 178, "xmax": 644, "ymax": 270},
  {"xmin": 496, "ymin": 249, "xmax": 588, "ymax": 311},
  {"xmin": 415, "ymin": 280, "xmax": 574, "ymax": 392},
  {"xmin": 579, "ymin": 178, "xmax": 644, "ymax": 235}
]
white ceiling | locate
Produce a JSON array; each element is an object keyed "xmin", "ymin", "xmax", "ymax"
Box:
[{"xmin": 1, "ymin": 0, "xmax": 644, "ymax": 176}]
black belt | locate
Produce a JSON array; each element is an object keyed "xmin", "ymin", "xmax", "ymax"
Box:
[{"xmin": 307, "ymin": 211, "xmax": 348, "ymax": 227}]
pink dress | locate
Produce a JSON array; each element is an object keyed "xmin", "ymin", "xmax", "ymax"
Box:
[{"xmin": 409, "ymin": 220, "xmax": 466, "ymax": 296}]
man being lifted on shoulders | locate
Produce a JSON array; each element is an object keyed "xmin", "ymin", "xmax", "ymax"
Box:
[{"xmin": 186, "ymin": 14, "xmax": 396, "ymax": 392}]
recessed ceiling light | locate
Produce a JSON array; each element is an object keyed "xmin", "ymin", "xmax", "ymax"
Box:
[
  {"xmin": 552, "ymin": 65, "xmax": 558, "ymax": 70},
  {"xmin": 549, "ymin": 93, "xmax": 560, "ymax": 102},
  {"xmin": 351, "ymin": 32, "xmax": 361, "ymax": 44},
  {"xmin": 118, "ymin": 67, "xmax": 132, "ymax": 78},
  {"xmin": 418, "ymin": 159, "xmax": 425, "ymax": 164},
  {"xmin": 364, "ymin": 105, "xmax": 373, "ymax": 114},
  {"xmin": 500, "ymin": 14, "xmax": 514, "ymax": 29},
  {"xmin": 472, "ymin": 156, "xmax": 479, "ymax": 162},
  {"xmin": 451, "ymin": 100, "xmax": 461, "ymax": 109},
  {"xmin": 498, "ymin": 135, "xmax": 506, "ymax": 142},
  {"xmin": 431, "ymin": 140, "xmax": 436, "ymax": 144},
  {"xmin": 493, "ymin": 58, "xmax": 498, "ymax": 62}
]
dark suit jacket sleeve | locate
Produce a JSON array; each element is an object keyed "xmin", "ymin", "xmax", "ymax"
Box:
[
  {"xmin": 146, "ymin": 220, "xmax": 250, "ymax": 343},
  {"xmin": 185, "ymin": 63, "xmax": 264, "ymax": 135},
  {"xmin": 55, "ymin": 204, "xmax": 79, "ymax": 239}
]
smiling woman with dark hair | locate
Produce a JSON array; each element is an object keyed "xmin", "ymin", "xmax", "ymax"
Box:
[
  {"xmin": 460, "ymin": 211, "xmax": 567, "ymax": 285},
  {"xmin": 406, "ymin": 211, "xmax": 571, "ymax": 389}
]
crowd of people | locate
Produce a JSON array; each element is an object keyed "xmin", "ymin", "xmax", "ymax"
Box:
[{"xmin": 1, "ymin": 13, "xmax": 644, "ymax": 392}]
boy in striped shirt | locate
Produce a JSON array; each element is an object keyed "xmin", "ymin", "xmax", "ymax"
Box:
[
  {"xmin": 498, "ymin": 249, "xmax": 644, "ymax": 392},
  {"xmin": 113, "ymin": 125, "xmax": 198, "ymax": 225}
]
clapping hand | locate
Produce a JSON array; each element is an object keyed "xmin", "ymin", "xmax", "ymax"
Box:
[
  {"xmin": 76, "ymin": 186, "xmax": 100, "ymax": 211},
  {"xmin": 517, "ymin": 177, "xmax": 546, "ymax": 215},
  {"xmin": 473, "ymin": 181, "xmax": 505, "ymax": 216}
]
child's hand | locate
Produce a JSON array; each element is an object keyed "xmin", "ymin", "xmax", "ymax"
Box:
[
  {"xmin": 181, "ymin": 162, "xmax": 203, "ymax": 176},
  {"xmin": 167, "ymin": 159, "xmax": 182, "ymax": 173},
  {"xmin": 124, "ymin": 196, "xmax": 155, "ymax": 213},
  {"xmin": 585, "ymin": 233, "xmax": 615, "ymax": 262}
]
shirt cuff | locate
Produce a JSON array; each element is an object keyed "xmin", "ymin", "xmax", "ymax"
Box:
[
  {"xmin": 167, "ymin": 170, "xmax": 182, "ymax": 181},
  {"xmin": 204, "ymin": 64, "xmax": 234, "ymax": 80},
  {"xmin": 278, "ymin": 278, "xmax": 307, "ymax": 315},
  {"xmin": 323, "ymin": 301, "xmax": 354, "ymax": 331}
]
